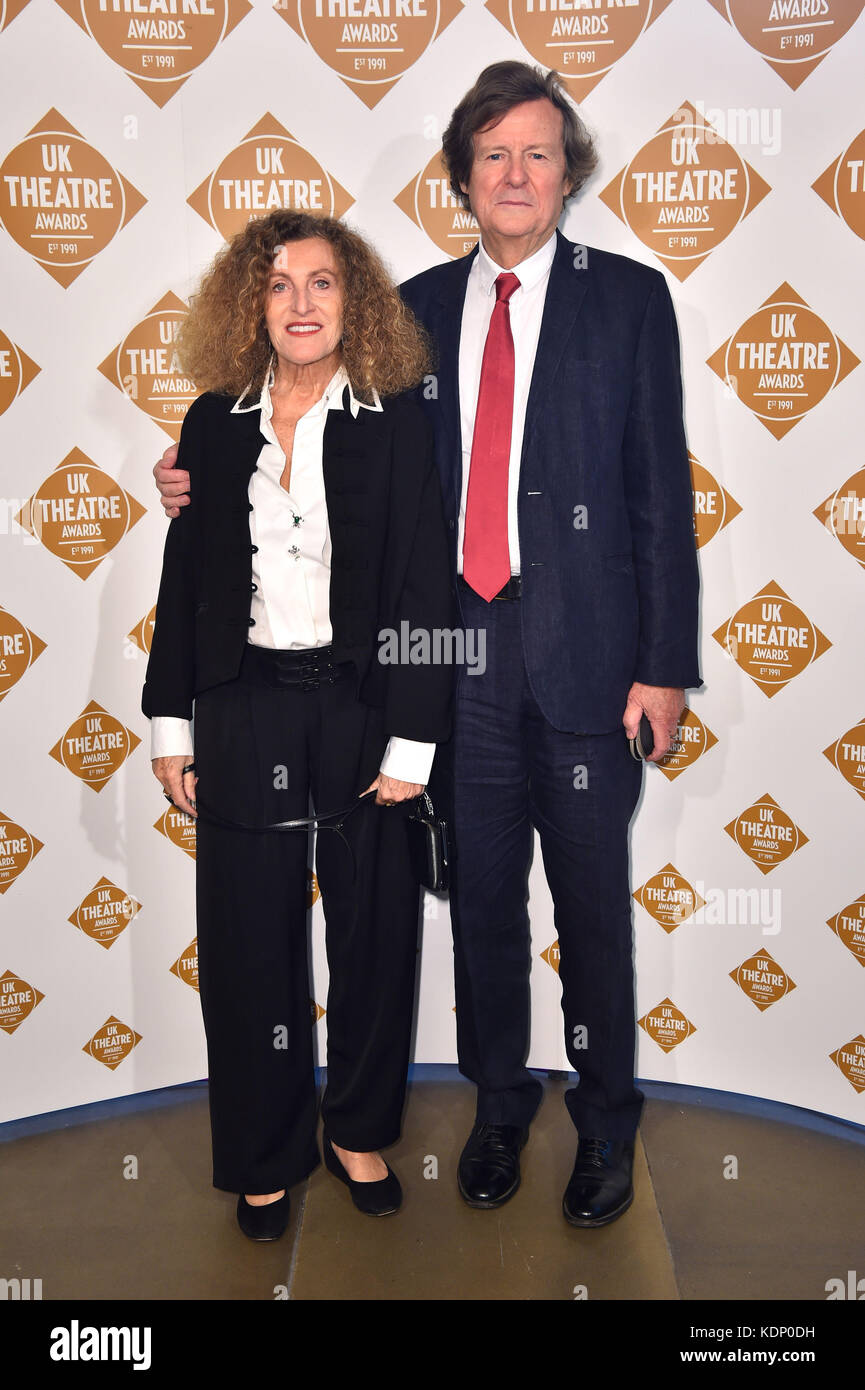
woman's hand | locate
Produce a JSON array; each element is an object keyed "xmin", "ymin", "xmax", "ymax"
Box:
[
  {"xmin": 153, "ymin": 755, "xmax": 198, "ymax": 817},
  {"xmin": 362, "ymin": 772, "xmax": 423, "ymax": 806}
]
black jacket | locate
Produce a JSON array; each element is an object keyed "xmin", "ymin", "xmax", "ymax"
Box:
[{"xmin": 141, "ymin": 386, "xmax": 455, "ymax": 744}]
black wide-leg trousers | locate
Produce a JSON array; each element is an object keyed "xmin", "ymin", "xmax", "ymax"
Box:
[{"xmin": 192, "ymin": 644, "xmax": 422, "ymax": 1196}]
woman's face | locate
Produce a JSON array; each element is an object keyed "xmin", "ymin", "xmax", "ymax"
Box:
[{"xmin": 264, "ymin": 237, "xmax": 344, "ymax": 375}]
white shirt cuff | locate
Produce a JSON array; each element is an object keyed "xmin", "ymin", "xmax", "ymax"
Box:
[
  {"xmin": 379, "ymin": 736, "xmax": 436, "ymax": 786},
  {"xmin": 151, "ymin": 715, "xmax": 194, "ymax": 761},
  {"xmin": 151, "ymin": 720, "xmax": 432, "ymax": 782}
]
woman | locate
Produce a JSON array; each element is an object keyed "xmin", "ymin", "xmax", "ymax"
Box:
[{"xmin": 142, "ymin": 210, "xmax": 453, "ymax": 1240}]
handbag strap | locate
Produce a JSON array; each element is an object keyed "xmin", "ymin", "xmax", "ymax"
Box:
[{"xmin": 192, "ymin": 787, "xmax": 379, "ymax": 834}]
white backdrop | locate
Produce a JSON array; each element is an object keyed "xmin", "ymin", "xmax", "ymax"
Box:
[{"xmin": 1, "ymin": 0, "xmax": 864, "ymax": 1126}]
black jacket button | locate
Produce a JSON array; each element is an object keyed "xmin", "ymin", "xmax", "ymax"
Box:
[
  {"xmin": 251, "ymin": 544, "xmax": 259, "ymax": 553},
  {"xmin": 248, "ymin": 618, "xmax": 256, "ymax": 626}
]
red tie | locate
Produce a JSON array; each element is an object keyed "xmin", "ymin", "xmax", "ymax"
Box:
[{"xmin": 463, "ymin": 271, "xmax": 521, "ymax": 602}]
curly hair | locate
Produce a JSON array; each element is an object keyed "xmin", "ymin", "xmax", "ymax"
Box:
[
  {"xmin": 177, "ymin": 210, "xmax": 431, "ymax": 400},
  {"xmin": 442, "ymin": 61, "xmax": 597, "ymax": 211}
]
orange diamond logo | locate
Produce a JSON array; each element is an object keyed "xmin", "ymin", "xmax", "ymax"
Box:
[
  {"xmin": 814, "ymin": 466, "xmax": 865, "ymax": 571},
  {"xmin": 395, "ymin": 149, "xmax": 479, "ymax": 260},
  {"xmin": 485, "ymin": 0, "xmax": 672, "ymax": 99},
  {"xmin": 540, "ymin": 940, "xmax": 560, "ymax": 975},
  {"xmin": 16, "ymin": 450, "xmax": 146, "ymax": 579},
  {"xmin": 633, "ymin": 864, "xmax": 705, "ymax": 933},
  {"xmin": 690, "ymin": 452, "xmax": 742, "ymax": 549},
  {"xmin": 827, "ymin": 894, "xmax": 865, "ymax": 968},
  {"xmin": 170, "ymin": 940, "xmax": 199, "ymax": 993},
  {"xmin": 187, "ymin": 116, "xmax": 353, "ymax": 244},
  {"xmin": 638, "ymin": 997, "xmax": 696, "ymax": 1053},
  {"xmin": 0, "ymin": 969, "xmax": 44, "ymax": 1034},
  {"xmin": 68, "ymin": 877, "xmax": 141, "ymax": 950},
  {"xmin": 724, "ymin": 793, "xmax": 807, "ymax": 876},
  {"xmin": 0, "ymin": 327, "xmax": 39, "ymax": 416},
  {"xmin": 98, "ymin": 293, "xmax": 194, "ymax": 440},
  {"xmin": 829, "ymin": 1034, "xmax": 865, "ymax": 1094},
  {"xmin": 729, "ymin": 949, "xmax": 796, "ymax": 1011},
  {"xmin": 82, "ymin": 1015, "xmax": 142, "ymax": 1070},
  {"xmin": 0, "ymin": 812, "xmax": 44, "ymax": 894},
  {"xmin": 656, "ymin": 708, "xmax": 718, "ymax": 781},
  {"xmin": 49, "ymin": 700, "xmax": 141, "ymax": 792},
  {"xmin": 0, "ymin": 607, "xmax": 46, "ymax": 704},
  {"xmin": 706, "ymin": 0, "xmax": 865, "ymax": 91},
  {"xmin": 713, "ymin": 581, "xmax": 830, "ymax": 697},
  {"xmin": 275, "ymin": 0, "xmax": 463, "ymax": 108},
  {"xmin": 823, "ymin": 718, "xmax": 865, "ymax": 802},
  {"xmin": 154, "ymin": 805, "xmax": 197, "ymax": 860},
  {"xmin": 599, "ymin": 101, "xmax": 770, "ymax": 280},
  {"xmin": 707, "ymin": 283, "xmax": 859, "ymax": 438}
]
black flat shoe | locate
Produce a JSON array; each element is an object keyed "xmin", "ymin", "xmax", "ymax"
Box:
[
  {"xmin": 562, "ymin": 1137, "xmax": 634, "ymax": 1228},
  {"xmin": 322, "ymin": 1134, "xmax": 402, "ymax": 1216},
  {"xmin": 236, "ymin": 1190, "xmax": 291, "ymax": 1241},
  {"xmin": 457, "ymin": 1122, "xmax": 528, "ymax": 1209}
]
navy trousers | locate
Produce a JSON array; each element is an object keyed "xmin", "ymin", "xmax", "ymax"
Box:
[{"xmin": 447, "ymin": 583, "xmax": 645, "ymax": 1141}]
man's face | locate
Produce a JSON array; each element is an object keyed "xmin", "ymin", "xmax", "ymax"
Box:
[{"xmin": 460, "ymin": 98, "xmax": 571, "ymax": 254}]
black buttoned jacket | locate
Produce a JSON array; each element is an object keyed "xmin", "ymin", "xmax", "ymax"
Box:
[{"xmin": 141, "ymin": 386, "xmax": 455, "ymax": 745}]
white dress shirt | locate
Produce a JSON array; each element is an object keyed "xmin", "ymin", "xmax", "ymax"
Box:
[
  {"xmin": 151, "ymin": 364, "xmax": 435, "ymax": 785},
  {"xmin": 457, "ymin": 232, "xmax": 557, "ymax": 576}
]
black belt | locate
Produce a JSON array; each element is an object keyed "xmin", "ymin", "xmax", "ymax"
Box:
[
  {"xmin": 458, "ymin": 574, "xmax": 522, "ymax": 600},
  {"xmin": 240, "ymin": 642, "xmax": 353, "ymax": 691}
]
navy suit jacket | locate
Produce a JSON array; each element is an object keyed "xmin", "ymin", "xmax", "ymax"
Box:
[{"xmin": 400, "ymin": 229, "xmax": 702, "ymax": 735}]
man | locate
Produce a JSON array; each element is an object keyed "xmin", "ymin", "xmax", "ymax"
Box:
[{"xmin": 155, "ymin": 60, "xmax": 701, "ymax": 1228}]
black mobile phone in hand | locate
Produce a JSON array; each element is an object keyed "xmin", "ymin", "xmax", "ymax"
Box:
[{"xmin": 628, "ymin": 713, "xmax": 655, "ymax": 762}]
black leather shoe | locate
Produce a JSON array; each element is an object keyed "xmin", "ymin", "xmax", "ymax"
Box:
[
  {"xmin": 457, "ymin": 1123, "xmax": 528, "ymax": 1209},
  {"xmin": 562, "ymin": 1136, "xmax": 635, "ymax": 1227},
  {"xmin": 322, "ymin": 1134, "xmax": 402, "ymax": 1216},
  {"xmin": 236, "ymin": 1190, "xmax": 290, "ymax": 1241}
]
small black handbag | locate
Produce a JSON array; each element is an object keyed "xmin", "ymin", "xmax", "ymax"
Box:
[
  {"xmin": 627, "ymin": 712, "xmax": 656, "ymax": 762},
  {"xmin": 406, "ymin": 790, "xmax": 450, "ymax": 893}
]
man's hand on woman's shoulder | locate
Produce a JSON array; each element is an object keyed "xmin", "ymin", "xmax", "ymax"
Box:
[{"xmin": 153, "ymin": 441, "xmax": 190, "ymax": 518}]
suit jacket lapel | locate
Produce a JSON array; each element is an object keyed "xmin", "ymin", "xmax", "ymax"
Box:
[
  {"xmin": 430, "ymin": 247, "xmax": 476, "ymax": 514},
  {"xmin": 522, "ymin": 230, "xmax": 590, "ymax": 457}
]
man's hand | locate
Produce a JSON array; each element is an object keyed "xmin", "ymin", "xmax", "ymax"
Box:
[
  {"xmin": 152, "ymin": 755, "xmax": 198, "ymax": 816},
  {"xmin": 153, "ymin": 442, "xmax": 190, "ymax": 519},
  {"xmin": 362, "ymin": 772, "xmax": 423, "ymax": 806},
  {"xmin": 622, "ymin": 682, "xmax": 685, "ymax": 764}
]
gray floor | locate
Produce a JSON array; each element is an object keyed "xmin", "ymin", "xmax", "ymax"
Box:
[{"xmin": 2, "ymin": 1073, "xmax": 862, "ymax": 1301}]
